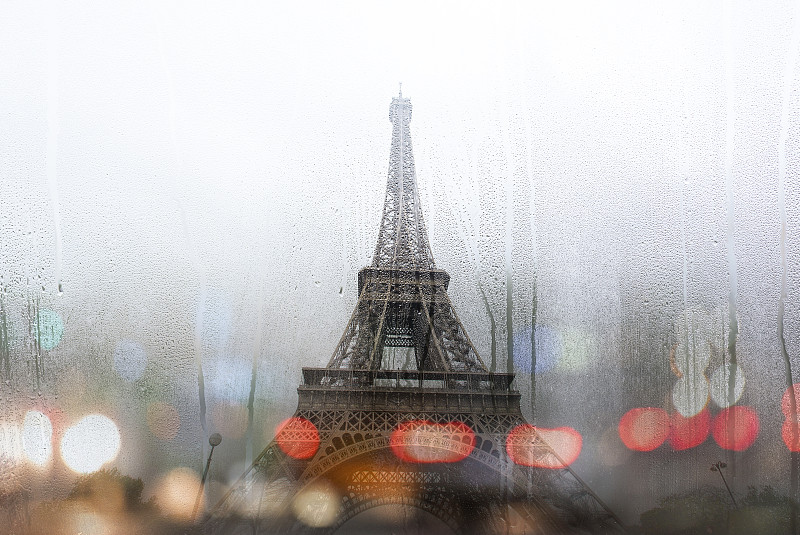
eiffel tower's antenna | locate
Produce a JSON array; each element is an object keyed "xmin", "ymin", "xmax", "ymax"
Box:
[{"xmin": 371, "ymin": 89, "xmax": 434, "ymax": 270}]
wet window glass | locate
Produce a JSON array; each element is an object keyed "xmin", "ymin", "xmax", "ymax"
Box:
[{"xmin": 2, "ymin": 2, "xmax": 800, "ymax": 534}]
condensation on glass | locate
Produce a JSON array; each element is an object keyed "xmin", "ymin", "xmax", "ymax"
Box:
[{"xmin": 1, "ymin": 2, "xmax": 799, "ymax": 534}]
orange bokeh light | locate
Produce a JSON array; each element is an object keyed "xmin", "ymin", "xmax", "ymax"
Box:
[
  {"xmin": 155, "ymin": 467, "xmax": 203, "ymax": 521},
  {"xmin": 506, "ymin": 424, "xmax": 582, "ymax": 469},
  {"xmin": 711, "ymin": 406, "xmax": 759, "ymax": 451},
  {"xmin": 390, "ymin": 420, "xmax": 475, "ymax": 463},
  {"xmin": 618, "ymin": 408, "xmax": 669, "ymax": 452},
  {"xmin": 669, "ymin": 409, "xmax": 710, "ymax": 451},
  {"xmin": 276, "ymin": 417, "xmax": 320, "ymax": 460}
]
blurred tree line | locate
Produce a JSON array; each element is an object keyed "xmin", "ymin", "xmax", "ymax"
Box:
[{"xmin": 636, "ymin": 485, "xmax": 795, "ymax": 535}]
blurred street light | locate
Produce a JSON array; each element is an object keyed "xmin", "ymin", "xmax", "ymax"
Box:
[
  {"xmin": 193, "ymin": 433, "xmax": 223, "ymax": 522},
  {"xmin": 710, "ymin": 460, "xmax": 737, "ymax": 508}
]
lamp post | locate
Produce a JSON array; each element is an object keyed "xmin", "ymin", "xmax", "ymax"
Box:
[
  {"xmin": 710, "ymin": 460, "xmax": 738, "ymax": 508},
  {"xmin": 193, "ymin": 433, "xmax": 223, "ymax": 522}
]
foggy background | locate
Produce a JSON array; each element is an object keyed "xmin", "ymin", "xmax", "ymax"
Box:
[{"xmin": 2, "ymin": 0, "xmax": 800, "ymax": 525}]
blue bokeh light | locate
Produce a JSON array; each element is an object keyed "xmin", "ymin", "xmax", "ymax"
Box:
[
  {"xmin": 113, "ymin": 340, "xmax": 147, "ymax": 382},
  {"xmin": 513, "ymin": 325, "xmax": 562, "ymax": 374},
  {"xmin": 33, "ymin": 309, "xmax": 63, "ymax": 351}
]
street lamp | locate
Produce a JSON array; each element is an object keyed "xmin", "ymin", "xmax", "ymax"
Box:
[
  {"xmin": 193, "ymin": 433, "xmax": 223, "ymax": 522},
  {"xmin": 710, "ymin": 460, "xmax": 738, "ymax": 508}
]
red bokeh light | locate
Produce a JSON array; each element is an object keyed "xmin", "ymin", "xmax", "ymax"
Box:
[
  {"xmin": 782, "ymin": 384, "xmax": 800, "ymax": 417},
  {"xmin": 506, "ymin": 424, "xmax": 582, "ymax": 469},
  {"xmin": 711, "ymin": 406, "xmax": 759, "ymax": 451},
  {"xmin": 782, "ymin": 420, "xmax": 800, "ymax": 452},
  {"xmin": 781, "ymin": 385, "xmax": 800, "ymax": 452},
  {"xmin": 390, "ymin": 420, "xmax": 475, "ymax": 463},
  {"xmin": 669, "ymin": 409, "xmax": 710, "ymax": 451},
  {"xmin": 618, "ymin": 408, "xmax": 669, "ymax": 452},
  {"xmin": 275, "ymin": 417, "xmax": 320, "ymax": 459}
]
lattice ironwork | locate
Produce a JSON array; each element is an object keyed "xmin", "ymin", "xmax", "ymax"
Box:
[
  {"xmin": 326, "ymin": 91, "xmax": 485, "ymax": 373},
  {"xmin": 328, "ymin": 268, "xmax": 486, "ymax": 371},
  {"xmin": 202, "ymin": 94, "xmax": 625, "ymax": 534},
  {"xmin": 205, "ymin": 392, "xmax": 624, "ymax": 533},
  {"xmin": 372, "ymin": 92, "xmax": 434, "ymax": 270}
]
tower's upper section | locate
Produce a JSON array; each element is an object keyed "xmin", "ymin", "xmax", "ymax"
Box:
[{"xmin": 371, "ymin": 93, "xmax": 436, "ymax": 270}]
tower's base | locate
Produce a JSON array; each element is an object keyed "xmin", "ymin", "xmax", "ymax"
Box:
[{"xmin": 203, "ymin": 369, "xmax": 623, "ymax": 534}]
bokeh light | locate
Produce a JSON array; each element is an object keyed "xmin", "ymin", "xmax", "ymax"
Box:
[
  {"xmin": 513, "ymin": 325, "xmax": 561, "ymax": 374},
  {"xmin": 276, "ymin": 417, "xmax": 320, "ymax": 460},
  {"xmin": 506, "ymin": 424, "xmax": 582, "ymax": 468},
  {"xmin": 781, "ymin": 384, "xmax": 800, "ymax": 452},
  {"xmin": 113, "ymin": 340, "xmax": 147, "ymax": 382},
  {"xmin": 668, "ymin": 409, "xmax": 710, "ymax": 451},
  {"xmin": 709, "ymin": 363, "xmax": 746, "ymax": 408},
  {"xmin": 154, "ymin": 467, "xmax": 202, "ymax": 522},
  {"xmin": 711, "ymin": 406, "xmax": 759, "ymax": 451},
  {"xmin": 671, "ymin": 376, "xmax": 709, "ymax": 417},
  {"xmin": 618, "ymin": 408, "xmax": 669, "ymax": 452},
  {"xmin": 147, "ymin": 402, "xmax": 180, "ymax": 441},
  {"xmin": 782, "ymin": 420, "xmax": 800, "ymax": 452},
  {"xmin": 22, "ymin": 410, "xmax": 53, "ymax": 466},
  {"xmin": 60, "ymin": 414, "xmax": 121, "ymax": 473},
  {"xmin": 781, "ymin": 383, "xmax": 800, "ymax": 416},
  {"xmin": 390, "ymin": 420, "xmax": 476, "ymax": 463},
  {"xmin": 0, "ymin": 421, "xmax": 23, "ymax": 466},
  {"xmin": 33, "ymin": 308, "xmax": 64, "ymax": 351},
  {"xmin": 292, "ymin": 480, "xmax": 340, "ymax": 528}
]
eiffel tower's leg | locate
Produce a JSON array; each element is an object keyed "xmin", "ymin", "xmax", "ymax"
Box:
[
  {"xmin": 328, "ymin": 283, "xmax": 372, "ymax": 370},
  {"xmin": 366, "ymin": 290, "xmax": 391, "ymax": 371},
  {"xmin": 412, "ymin": 301, "xmax": 433, "ymax": 371}
]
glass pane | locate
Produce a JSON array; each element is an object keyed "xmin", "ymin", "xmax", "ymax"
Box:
[{"xmin": 2, "ymin": 2, "xmax": 799, "ymax": 533}]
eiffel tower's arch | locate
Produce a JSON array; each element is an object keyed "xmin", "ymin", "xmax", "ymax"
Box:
[
  {"xmin": 335, "ymin": 503, "xmax": 456, "ymax": 535},
  {"xmin": 295, "ymin": 455, "xmax": 550, "ymax": 535},
  {"xmin": 330, "ymin": 475, "xmax": 463, "ymax": 534},
  {"xmin": 298, "ymin": 442, "xmax": 568, "ymax": 534}
]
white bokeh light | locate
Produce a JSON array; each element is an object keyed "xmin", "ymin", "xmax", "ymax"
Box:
[
  {"xmin": 60, "ymin": 414, "xmax": 121, "ymax": 474},
  {"xmin": 22, "ymin": 410, "xmax": 52, "ymax": 466},
  {"xmin": 709, "ymin": 363, "xmax": 746, "ymax": 409},
  {"xmin": 292, "ymin": 481, "xmax": 340, "ymax": 528},
  {"xmin": 0, "ymin": 421, "xmax": 23, "ymax": 466},
  {"xmin": 672, "ymin": 376, "xmax": 710, "ymax": 418}
]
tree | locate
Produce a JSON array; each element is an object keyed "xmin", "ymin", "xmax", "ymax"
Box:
[
  {"xmin": 728, "ymin": 486, "xmax": 793, "ymax": 535},
  {"xmin": 638, "ymin": 485, "xmax": 795, "ymax": 535},
  {"xmin": 67, "ymin": 468, "xmax": 155, "ymax": 514},
  {"xmin": 639, "ymin": 486, "xmax": 728, "ymax": 534}
]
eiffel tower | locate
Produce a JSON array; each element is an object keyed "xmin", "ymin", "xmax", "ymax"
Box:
[{"xmin": 203, "ymin": 92, "xmax": 626, "ymax": 534}]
